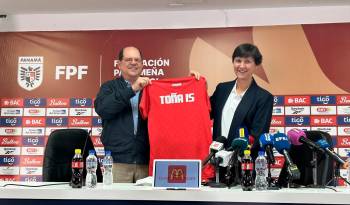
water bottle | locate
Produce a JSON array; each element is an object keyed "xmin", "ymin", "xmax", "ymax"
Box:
[
  {"xmin": 255, "ymin": 151, "xmax": 268, "ymax": 190},
  {"xmin": 241, "ymin": 149, "xmax": 253, "ymax": 191},
  {"xmin": 103, "ymin": 150, "xmax": 113, "ymax": 185},
  {"xmin": 86, "ymin": 150, "xmax": 98, "ymax": 188},
  {"xmin": 71, "ymin": 149, "xmax": 83, "ymax": 188}
]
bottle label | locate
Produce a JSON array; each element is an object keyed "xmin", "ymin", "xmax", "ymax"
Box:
[
  {"xmin": 72, "ymin": 162, "xmax": 84, "ymax": 168},
  {"xmin": 241, "ymin": 162, "xmax": 253, "ymax": 170}
]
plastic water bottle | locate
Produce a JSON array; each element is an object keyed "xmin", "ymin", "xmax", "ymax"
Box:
[
  {"xmin": 71, "ymin": 149, "xmax": 83, "ymax": 188},
  {"xmin": 241, "ymin": 150, "xmax": 253, "ymax": 191},
  {"xmin": 86, "ymin": 150, "xmax": 98, "ymax": 188},
  {"xmin": 255, "ymin": 151, "xmax": 268, "ymax": 190},
  {"xmin": 103, "ymin": 150, "xmax": 113, "ymax": 185}
]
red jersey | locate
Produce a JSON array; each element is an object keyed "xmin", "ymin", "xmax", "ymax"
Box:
[{"xmin": 140, "ymin": 76, "xmax": 214, "ymax": 180}]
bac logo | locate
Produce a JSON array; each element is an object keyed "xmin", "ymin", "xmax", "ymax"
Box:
[
  {"xmin": 1, "ymin": 98, "xmax": 24, "ymax": 107},
  {"xmin": 70, "ymin": 98, "xmax": 92, "ymax": 107},
  {"xmin": 168, "ymin": 165, "xmax": 186, "ymax": 183},
  {"xmin": 273, "ymin": 96, "xmax": 284, "ymax": 106},
  {"xmin": 310, "ymin": 116, "xmax": 337, "ymax": 126},
  {"xmin": 311, "ymin": 96, "xmax": 336, "ymax": 105},
  {"xmin": 285, "ymin": 96, "xmax": 310, "ymax": 105},
  {"xmin": 22, "ymin": 117, "xmax": 46, "ymax": 127},
  {"xmin": 24, "ymin": 98, "xmax": 46, "ymax": 107},
  {"xmin": 271, "ymin": 156, "xmax": 285, "ymax": 168}
]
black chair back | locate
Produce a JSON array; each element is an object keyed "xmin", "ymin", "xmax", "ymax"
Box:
[{"xmin": 43, "ymin": 129, "xmax": 102, "ymax": 182}]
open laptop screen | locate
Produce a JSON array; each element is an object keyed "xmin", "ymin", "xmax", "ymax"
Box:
[{"xmin": 153, "ymin": 159, "xmax": 201, "ymax": 189}]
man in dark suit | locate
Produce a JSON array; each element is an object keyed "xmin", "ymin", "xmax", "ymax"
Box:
[
  {"xmin": 210, "ymin": 43, "xmax": 273, "ymax": 159},
  {"xmin": 94, "ymin": 46, "xmax": 151, "ymax": 183}
]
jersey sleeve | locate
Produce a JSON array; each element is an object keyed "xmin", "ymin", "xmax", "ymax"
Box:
[{"xmin": 139, "ymin": 85, "xmax": 150, "ymax": 119}]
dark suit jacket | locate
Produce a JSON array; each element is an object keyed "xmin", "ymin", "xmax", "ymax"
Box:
[
  {"xmin": 94, "ymin": 76, "xmax": 149, "ymax": 164},
  {"xmin": 210, "ymin": 78, "xmax": 273, "ymax": 155}
]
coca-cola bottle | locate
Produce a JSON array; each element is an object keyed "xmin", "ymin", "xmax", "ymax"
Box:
[
  {"xmin": 71, "ymin": 149, "xmax": 84, "ymax": 188},
  {"xmin": 241, "ymin": 149, "xmax": 253, "ymax": 191}
]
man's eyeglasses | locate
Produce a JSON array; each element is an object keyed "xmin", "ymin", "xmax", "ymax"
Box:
[{"xmin": 122, "ymin": 58, "xmax": 142, "ymax": 64}]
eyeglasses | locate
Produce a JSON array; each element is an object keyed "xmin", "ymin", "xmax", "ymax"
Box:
[{"xmin": 122, "ymin": 58, "xmax": 142, "ymax": 64}]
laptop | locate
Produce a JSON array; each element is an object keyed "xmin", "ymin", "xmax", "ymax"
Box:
[{"xmin": 152, "ymin": 159, "xmax": 201, "ymax": 189}]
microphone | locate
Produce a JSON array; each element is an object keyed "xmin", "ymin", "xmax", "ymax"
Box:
[
  {"xmin": 273, "ymin": 132, "xmax": 300, "ymax": 181},
  {"xmin": 287, "ymin": 128, "xmax": 324, "ymax": 154},
  {"xmin": 215, "ymin": 150, "xmax": 233, "ymax": 167},
  {"xmin": 228, "ymin": 137, "xmax": 249, "ymax": 152},
  {"xmin": 202, "ymin": 136, "xmax": 227, "ymax": 166},
  {"xmin": 259, "ymin": 133, "xmax": 275, "ymax": 164},
  {"xmin": 316, "ymin": 139, "xmax": 345, "ymax": 165}
]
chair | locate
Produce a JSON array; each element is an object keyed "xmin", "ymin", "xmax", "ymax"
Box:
[{"xmin": 43, "ymin": 128, "xmax": 103, "ymax": 182}]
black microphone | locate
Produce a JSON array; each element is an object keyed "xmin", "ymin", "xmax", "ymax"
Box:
[
  {"xmin": 259, "ymin": 133, "xmax": 275, "ymax": 164},
  {"xmin": 202, "ymin": 136, "xmax": 227, "ymax": 167},
  {"xmin": 316, "ymin": 139, "xmax": 345, "ymax": 165},
  {"xmin": 273, "ymin": 132, "xmax": 300, "ymax": 181},
  {"xmin": 287, "ymin": 128, "xmax": 324, "ymax": 154}
]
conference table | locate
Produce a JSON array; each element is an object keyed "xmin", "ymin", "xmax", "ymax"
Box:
[{"xmin": 1, "ymin": 182, "xmax": 350, "ymax": 205}]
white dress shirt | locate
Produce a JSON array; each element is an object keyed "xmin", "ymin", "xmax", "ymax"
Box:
[{"xmin": 221, "ymin": 82, "xmax": 248, "ymax": 138}]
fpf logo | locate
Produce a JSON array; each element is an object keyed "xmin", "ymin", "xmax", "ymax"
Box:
[
  {"xmin": 168, "ymin": 165, "xmax": 186, "ymax": 183},
  {"xmin": 17, "ymin": 56, "xmax": 44, "ymax": 91}
]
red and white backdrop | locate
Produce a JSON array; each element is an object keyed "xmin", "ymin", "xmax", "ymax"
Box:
[{"xmin": 0, "ymin": 23, "xmax": 350, "ymax": 183}]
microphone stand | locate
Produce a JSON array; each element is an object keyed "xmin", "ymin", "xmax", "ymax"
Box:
[
  {"xmin": 266, "ymin": 159, "xmax": 279, "ymax": 190},
  {"xmin": 208, "ymin": 158, "xmax": 226, "ymax": 188},
  {"xmin": 225, "ymin": 151, "xmax": 239, "ymax": 188}
]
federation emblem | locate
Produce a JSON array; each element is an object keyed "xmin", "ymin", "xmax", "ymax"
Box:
[{"xmin": 18, "ymin": 56, "xmax": 44, "ymax": 91}]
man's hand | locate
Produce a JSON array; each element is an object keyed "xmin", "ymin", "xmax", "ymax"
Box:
[
  {"xmin": 190, "ymin": 70, "xmax": 201, "ymax": 80},
  {"xmin": 131, "ymin": 77, "xmax": 150, "ymax": 92}
]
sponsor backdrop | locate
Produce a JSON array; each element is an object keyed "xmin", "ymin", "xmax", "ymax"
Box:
[{"xmin": 0, "ymin": 23, "xmax": 350, "ymax": 182}]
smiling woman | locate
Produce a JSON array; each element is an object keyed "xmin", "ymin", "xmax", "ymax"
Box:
[{"xmin": 210, "ymin": 43, "xmax": 274, "ymax": 176}]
